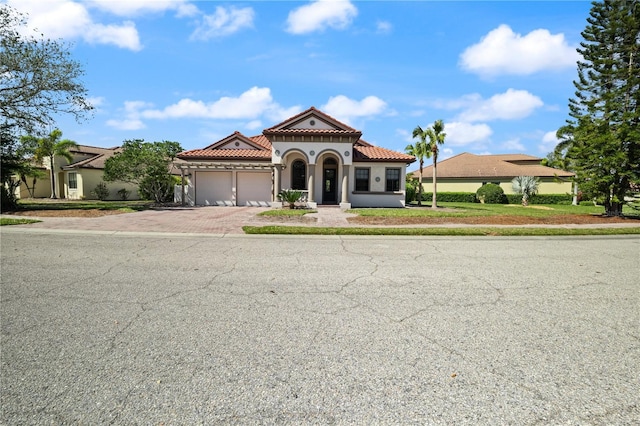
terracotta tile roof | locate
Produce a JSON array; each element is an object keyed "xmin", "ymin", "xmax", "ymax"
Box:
[
  {"xmin": 411, "ymin": 152, "xmax": 574, "ymax": 179},
  {"xmin": 177, "ymin": 109, "xmax": 413, "ymax": 164},
  {"xmin": 249, "ymin": 134, "xmax": 271, "ymax": 150},
  {"xmin": 263, "ymin": 128, "xmax": 362, "ymax": 137},
  {"xmin": 177, "ymin": 149, "xmax": 271, "ymax": 161},
  {"xmin": 354, "ymin": 145, "xmax": 415, "ymax": 163}
]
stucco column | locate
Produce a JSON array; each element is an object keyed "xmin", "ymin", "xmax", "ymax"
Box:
[
  {"xmin": 341, "ymin": 164, "xmax": 349, "ymax": 204},
  {"xmin": 307, "ymin": 164, "xmax": 315, "ymax": 202},
  {"xmin": 273, "ymin": 165, "xmax": 281, "ymax": 201},
  {"xmin": 181, "ymin": 169, "xmax": 186, "ymax": 206}
]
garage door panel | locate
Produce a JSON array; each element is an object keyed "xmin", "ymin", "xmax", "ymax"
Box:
[
  {"xmin": 237, "ymin": 172, "xmax": 271, "ymax": 206},
  {"xmin": 195, "ymin": 171, "xmax": 232, "ymax": 206}
]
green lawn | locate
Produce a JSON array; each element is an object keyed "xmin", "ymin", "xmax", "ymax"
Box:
[
  {"xmin": 1, "ymin": 218, "xmax": 41, "ymax": 226},
  {"xmin": 350, "ymin": 202, "xmax": 639, "ymax": 219},
  {"xmin": 243, "ymin": 226, "xmax": 640, "ymax": 236},
  {"xmin": 14, "ymin": 200, "xmax": 154, "ymax": 212}
]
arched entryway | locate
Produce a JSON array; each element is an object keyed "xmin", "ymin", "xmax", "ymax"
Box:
[{"xmin": 322, "ymin": 157, "xmax": 338, "ymax": 204}]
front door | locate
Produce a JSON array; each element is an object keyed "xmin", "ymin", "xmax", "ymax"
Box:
[{"xmin": 323, "ymin": 167, "xmax": 337, "ymax": 204}]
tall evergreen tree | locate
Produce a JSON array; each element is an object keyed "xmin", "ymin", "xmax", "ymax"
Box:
[{"xmin": 558, "ymin": 0, "xmax": 640, "ymax": 216}]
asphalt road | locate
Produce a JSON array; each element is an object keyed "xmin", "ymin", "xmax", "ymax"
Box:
[{"xmin": 1, "ymin": 229, "xmax": 638, "ymax": 424}]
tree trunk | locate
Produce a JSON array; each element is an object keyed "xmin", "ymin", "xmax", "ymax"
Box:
[
  {"xmin": 604, "ymin": 200, "xmax": 623, "ymax": 216},
  {"xmin": 49, "ymin": 155, "xmax": 57, "ymax": 198},
  {"xmin": 431, "ymin": 159, "xmax": 437, "ymax": 209},
  {"xmin": 417, "ymin": 162, "xmax": 423, "ymax": 206}
]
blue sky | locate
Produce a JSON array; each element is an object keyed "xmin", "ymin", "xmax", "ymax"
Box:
[{"xmin": 9, "ymin": 0, "xmax": 593, "ymax": 161}]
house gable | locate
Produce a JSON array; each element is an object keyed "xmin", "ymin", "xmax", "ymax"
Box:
[
  {"xmin": 263, "ymin": 107, "xmax": 362, "ymax": 142},
  {"xmin": 203, "ymin": 131, "xmax": 266, "ymax": 151}
]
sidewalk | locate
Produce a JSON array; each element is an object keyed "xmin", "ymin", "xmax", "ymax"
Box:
[{"xmin": 3, "ymin": 205, "xmax": 639, "ymax": 235}]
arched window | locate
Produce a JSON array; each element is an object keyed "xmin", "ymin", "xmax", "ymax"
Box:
[{"xmin": 291, "ymin": 160, "xmax": 306, "ymax": 190}]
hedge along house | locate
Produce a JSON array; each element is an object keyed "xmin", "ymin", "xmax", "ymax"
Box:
[
  {"xmin": 175, "ymin": 107, "xmax": 416, "ymax": 208},
  {"xmin": 411, "ymin": 152, "xmax": 575, "ymax": 195}
]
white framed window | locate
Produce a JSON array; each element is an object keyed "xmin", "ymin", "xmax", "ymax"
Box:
[{"xmin": 68, "ymin": 172, "xmax": 77, "ymax": 190}]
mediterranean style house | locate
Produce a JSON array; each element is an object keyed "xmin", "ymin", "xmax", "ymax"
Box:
[
  {"xmin": 175, "ymin": 107, "xmax": 416, "ymax": 208},
  {"xmin": 15, "ymin": 145, "xmax": 139, "ymax": 200},
  {"xmin": 412, "ymin": 152, "xmax": 575, "ymax": 195}
]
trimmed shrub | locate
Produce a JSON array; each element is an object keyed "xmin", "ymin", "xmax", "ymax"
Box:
[
  {"xmin": 420, "ymin": 192, "xmax": 477, "ymax": 203},
  {"xmin": 117, "ymin": 188, "xmax": 130, "ymax": 201},
  {"xmin": 91, "ymin": 182, "xmax": 110, "ymax": 200},
  {"xmin": 505, "ymin": 193, "xmax": 573, "ymax": 204},
  {"xmin": 476, "ymin": 184, "xmax": 507, "ymax": 204}
]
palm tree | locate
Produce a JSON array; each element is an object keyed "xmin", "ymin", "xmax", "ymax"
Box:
[
  {"xmin": 416, "ymin": 120, "xmax": 447, "ymax": 209},
  {"xmin": 406, "ymin": 131, "xmax": 429, "ymax": 206},
  {"xmin": 512, "ymin": 176, "xmax": 540, "ymax": 206},
  {"xmin": 22, "ymin": 129, "xmax": 78, "ymax": 198}
]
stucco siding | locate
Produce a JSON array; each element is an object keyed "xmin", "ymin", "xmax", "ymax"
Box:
[
  {"xmin": 421, "ymin": 178, "xmax": 572, "ymax": 195},
  {"xmin": 349, "ymin": 162, "xmax": 406, "ymax": 208},
  {"xmin": 70, "ymin": 169, "xmax": 140, "ymax": 200}
]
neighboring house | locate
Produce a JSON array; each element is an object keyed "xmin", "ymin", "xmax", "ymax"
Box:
[
  {"xmin": 176, "ymin": 107, "xmax": 416, "ymax": 208},
  {"xmin": 16, "ymin": 145, "xmax": 140, "ymax": 200},
  {"xmin": 412, "ymin": 152, "xmax": 575, "ymax": 194}
]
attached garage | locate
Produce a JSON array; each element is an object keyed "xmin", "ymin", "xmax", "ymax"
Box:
[
  {"xmin": 237, "ymin": 172, "xmax": 272, "ymax": 206},
  {"xmin": 195, "ymin": 171, "xmax": 233, "ymax": 206}
]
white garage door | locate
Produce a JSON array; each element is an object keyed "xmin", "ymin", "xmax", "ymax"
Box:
[
  {"xmin": 237, "ymin": 172, "xmax": 272, "ymax": 206},
  {"xmin": 195, "ymin": 171, "xmax": 232, "ymax": 206}
]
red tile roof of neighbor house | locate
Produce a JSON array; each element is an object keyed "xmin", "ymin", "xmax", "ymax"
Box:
[{"xmin": 412, "ymin": 152, "xmax": 574, "ymax": 179}]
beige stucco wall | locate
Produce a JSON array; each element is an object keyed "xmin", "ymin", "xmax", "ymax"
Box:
[
  {"xmin": 420, "ymin": 178, "xmax": 572, "ymax": 195},
  {"xmin": 349, "ymin": 162, "xmax": 406, "ymax": 208},
  {"xmin": 272, "ymin": 141, "xmax": 353, "ymax": 166},
  {"xmin": 14, "ymin": 174, "xmax": 51, "ymax": 198},
  {"xmin": 65, "ymin": 169, "xmax": 140, "ymax": 200}
]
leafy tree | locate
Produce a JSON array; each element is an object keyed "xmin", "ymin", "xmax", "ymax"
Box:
[
  {"xmin": 406, "ymin": 133, "xmax": 429, "ymax": 206},
  {"xmin": 0, "ymin": 124, "xmax": 29, "ymax": 209},
  {"xmin": 0, "ymin": 4, "xmax": 93, "ymax": 134},
  {"xmin": 512, "ymin": 176, "xmax": 540, "ymax": 206},
  {"xmin": 104, "ymin": 140, "xmax": 183, "ymax": 203},
  {"xmin": 21, "ymin": 129, "xmax": 78, "ymax": 198},
  {"xmin": 413, "ymin": 120, "xmax": 446, "ymax": 209},
  {"xmin": 558, "ymin": 0, "xmax": 640, "ymax": 216}
]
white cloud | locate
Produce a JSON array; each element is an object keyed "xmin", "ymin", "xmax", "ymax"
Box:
[
  {"xmin": 376, "ymin": 20, "xmax": 392, "ymax": 34},
  {"xmin": 190, "ymin": 6, "xmax": 255, "ymax": 40},
  {"xmin": 502, "ymin": 138, "xmax": 525, "ymax": 152},
  {"xmin": 538, "ymin": 130, "xmax": 560, "ymax": 152},
  {"xmin": 87, "ymin": 96, "xmax": 106, "ymax": 108},
  {"xmin": 9, "ymin": 0, "xmax": 142, "ymax": 51},
  {"xmin": 460, "ymin": 24, "xmax": 579, "ymax": 76},
  {"xmin": 245, "ymin": 120, "xmax": 263, "ymax": 130},
  {"xmin": 143, "ymin": 87, "xmax": 277, "ymax": 119},
  {"xmin": 106, "ymin": 118, "xmax": 145, "ymax": 130},
  {"xmin": 88, "ymin": 0, "xmax": 198, "ymax": 18},
  {"xmin": 321, "ymin": 95, "xmax": 387, "ymax": 124},
  {"xmin": 107, "ymin": 88, "xmax": 301, "ymax": 130},
  {"xmin": 444, "ymin": 122, "xmax": 493, "ymax": 147},
  {"xmin": 106, "ymin": 100, "xmax": 153, "ymax": 130},
  {"xmin": 286, "ymin": 0, "xmax": 358, "ymax": 34},
  {"xmin": 456, "ymin": 89, "xmax": 544, "ymax": 122}
]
